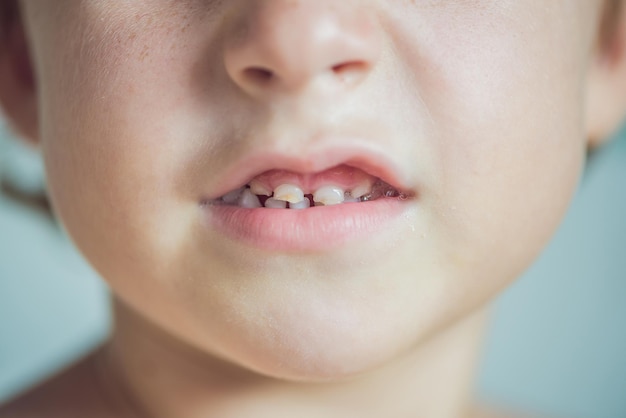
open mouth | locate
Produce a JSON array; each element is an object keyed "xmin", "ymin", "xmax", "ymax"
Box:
[
  {"xmin": 205, "ymin": 164, "xmax": 413, "ymax": 210},
  {"xmin": 200, "ymin": 157, "xmax": 415, "ymax": 252},
  {"xmin": 214, "ymin": 179, "xmax": 408, "ymax": 209}
]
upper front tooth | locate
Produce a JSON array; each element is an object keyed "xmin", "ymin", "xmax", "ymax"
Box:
[
  {"xmin": 273, "ymin": 184, "xmax": 305, "ymax": 203},
  {"xmin": 249, "ymin": 179, "xmax": 272, "ymax": 196},
  {"xmin": 350, "ymin": 180, "xmax": 373, "ymax": 199},
  {"xmin": 313, "ymin": 185, "xmax": 345, "ymax": 206}
]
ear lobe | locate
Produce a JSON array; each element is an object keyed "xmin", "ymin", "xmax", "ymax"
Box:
[
  {"xmin": 0, "ymin": 3, "xmax": 38, "ymax": 145},
  {"xmin": 586, "ymin": 1, "xmax": 626, "ymax": 148}
]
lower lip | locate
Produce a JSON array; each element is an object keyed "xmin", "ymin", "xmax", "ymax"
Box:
[{"xmin": 203, "ymin": 198, "xmax": 409, "ymax": 252}]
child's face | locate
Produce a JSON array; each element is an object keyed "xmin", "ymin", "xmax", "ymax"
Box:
[{"xmin": 19, "ymin": 0, "xmax": 604, "ymax": 379}]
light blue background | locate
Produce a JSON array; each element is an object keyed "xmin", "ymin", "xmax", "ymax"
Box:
[{"xmin": 1, "ymin": 128, "xmax": 625, "ymax": 418}]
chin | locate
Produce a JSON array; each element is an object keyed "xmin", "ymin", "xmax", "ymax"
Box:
[
  {"xmin": 235, "ymin": 336, "xmax": 403, "ymax": 382},
  {"xmin": 206, "ymin": 297, "xmax": 421, "ymax": 382}
]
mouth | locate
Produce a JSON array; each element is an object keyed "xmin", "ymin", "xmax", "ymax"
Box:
[
  {"xmin": 200, "ymin": 150, "xmax": 416, "ymax": 252},
  {"xmin": 207, "ymin": 165, "xmax": 411, "ymax": 209}
]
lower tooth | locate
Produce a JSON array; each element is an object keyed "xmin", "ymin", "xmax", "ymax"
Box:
[
  {"xmin": 265, "ymin": 198, "xmax": 288, "ymax": 209},
  {"xmin": 238, "ymin": 189, "xmax": 262, "ymax": 208},
  {"xmin": 343, "ymin": 196, "xmax": 360, "ymax": 203},
  {"xmin": 289, "ymin": 198, "xmax": 311, "ymax": 210}
]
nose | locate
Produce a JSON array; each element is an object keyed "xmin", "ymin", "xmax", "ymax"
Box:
[{"xmin": 223, "ymin": 0, "xmax": 381, "ymax": 98}]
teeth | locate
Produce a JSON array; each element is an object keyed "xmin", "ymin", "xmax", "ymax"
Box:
[
  {"xmin": 264, "ymin": 198, "xmax": 288, "ymax": 209},
  {"xmin": 220, "ymin": 180, "xmax": 403, "ymax": 208},
  {"xmin": 289, "ymin": 197, "xmax": 311, "ymax": 210},
  {"xmin": 360, "ymin": 180, "xmax": 397, "ymax": 201},
  {"xmin": 313, "ymin": 185, "xmax": 345, "ymax": 206},
  {"xmin": 249, "ymin": 179, "xmax": 272, "ymax": 196},
  {"xmin": 273, "ymin": 184, "xmax": 305, "ymax": 204},
  {"xmin": 222, "ymin": 187, "xmax": 245, "ymax": 204},
  {"xmin": 343, "ymin": 193, "xmax": 360, "ymax": 203},
  {"xmin": 238, "ymin": 189, "xmax": 262, "ymax": 208},
  {"xmin": 350, "ymin": 180, "xmax": 373, "ymax": 199}
]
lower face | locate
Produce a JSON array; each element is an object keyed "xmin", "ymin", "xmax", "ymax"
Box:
[{"xmin": 22, "ymin": 0, "xmax": 598, "ymax": 379}]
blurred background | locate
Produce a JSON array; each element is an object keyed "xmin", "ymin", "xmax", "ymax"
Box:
[{"xmin": 0, "ymin": 120, "xmax": 625, "ymax": 418}]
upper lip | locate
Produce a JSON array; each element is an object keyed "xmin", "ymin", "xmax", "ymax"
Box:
[{"xmin": 205, "ymin": 144, "xmax": 414, "ymax": 201}]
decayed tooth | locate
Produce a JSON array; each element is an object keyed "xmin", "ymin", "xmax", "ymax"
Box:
[
  {"xmin": 273, "ymin": 184, "xmax": 305, "ymax": 204},
  {"xmin": 222, "ymin": 187, "xmax": 245, "ymax": 204},
  {"xmin": 265, "ymin": 198, "xmax": 288, "ymax": 209},
  {"xmin": 313, "ymin": 185, "xmax": 345, "ymax": 206},
  {"xmin": 350, "ymin": 180, "xmax": 373, "ymax": 199},
  {"xmin": 249, "ymin": 179, "xmax": 272, "ymax": 196},
  {"xmin": 238, "ymin": 189, "xmax": 262, "ymax": 208},
  {"xmin": 289, "ymin": 197, "xmax": 311, "ymax": 210}
]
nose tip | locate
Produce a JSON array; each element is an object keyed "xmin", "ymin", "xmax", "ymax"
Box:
[{"xmin": 223, "ymin": 1, "xmax": 381, "ymax": 97}]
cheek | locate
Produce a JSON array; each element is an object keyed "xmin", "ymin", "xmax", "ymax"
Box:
[
  {"xmin": 389, "ymin": 4, "xmax": 588, "ymax": 287},
  {"xmin": 32, "ymin": 7, "xmax": 250, "ymax": 357},
  {"xmin": 35, "ymin": 13, "xmax": 198, "ymax": 283}
]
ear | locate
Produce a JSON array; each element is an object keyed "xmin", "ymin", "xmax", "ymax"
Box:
[
  {"xmin": 586, "ymin": 1, "xmax": 626, "ymax": 148},
  {"xmin": 0, "ymin": 1, "xmax": 38, "ymax": 145}
]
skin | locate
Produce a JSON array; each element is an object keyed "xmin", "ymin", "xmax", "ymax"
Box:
[{"xmin": 1, "ymin": 0, "xmax": 626, "ymax": 417}]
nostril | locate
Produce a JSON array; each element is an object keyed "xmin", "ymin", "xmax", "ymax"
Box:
[
  {"xmin": 235, "ymin": 61, "xmax": 370, "ymax": 93},
  {"xmin": 243, "ymin": 67, "xmax": 275, "ymax": 85},
  {"xmin": 331, "ymin": 61, "xmax": 369, "ymax": 84},
  {"xmin": 331, "ymin": 61, "xmax": 367, "ymax": 73}
]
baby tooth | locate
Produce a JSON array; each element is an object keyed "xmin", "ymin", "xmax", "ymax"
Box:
[
  {"xmin": 249, "ymin": 179, "xmax": 272, "ymax": 196},
  {"xmin": 265, "ymin": 198, "xmax": 288, "ymax": 209},
  {"xmin": 350, "ymin": 181, "xmax": 373, "ymax": 199},
  {"xmin": 273, "ymin": 184, "xmax": 305, "ymax": 204},
  {"xmin": 222, "ymin": 187, "xmax": 244, "ymax": 204},
  {"xmin": 238, "ymin": 189, "xmax": 262, "ymax": 208},
  {"xmin": 289, "ymin": 198, "xmax": 311, "ymax": 210},
  {"xmin": 313, "ymin": 186, "xmax": 345, "ymax": 206},
  {"xmin": 343, "ymin": 195, "xmax": 360, "ymax": 203}
]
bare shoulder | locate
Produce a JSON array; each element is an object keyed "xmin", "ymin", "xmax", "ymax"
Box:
[{"xmin": 0, "ymin": 350, "xmax": 130, "ymax": 418}]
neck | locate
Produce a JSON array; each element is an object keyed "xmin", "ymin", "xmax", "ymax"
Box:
[{"xmin": 97, "ymin": 297, "xmax": 489, "ymax": 418}]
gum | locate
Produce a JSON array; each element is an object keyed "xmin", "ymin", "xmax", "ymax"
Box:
[{"xmin": 246, "ymin": 164, "xmax": 377, "ymax": 195}]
